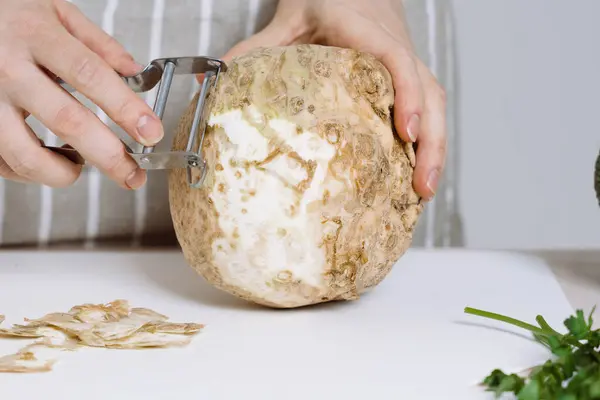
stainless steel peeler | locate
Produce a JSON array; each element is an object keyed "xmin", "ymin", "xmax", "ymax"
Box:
[{"xmin": 45, "ymin": 56, "xmax": 227, "ymax": 188}]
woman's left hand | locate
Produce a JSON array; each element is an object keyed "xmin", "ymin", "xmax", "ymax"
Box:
[{"xmin": 219, "ymin": 0, "xmax": 447, "ymax": 201}]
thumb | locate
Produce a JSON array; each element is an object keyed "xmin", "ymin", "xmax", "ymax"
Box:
[{"xmin": 196, "ymin": 24, "xmax": 287, "ymax": 83}]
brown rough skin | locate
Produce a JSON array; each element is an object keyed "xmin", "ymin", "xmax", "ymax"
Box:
[{"xmin": 168, "ymin": 44, "xmax": 423, "ymax": 308}]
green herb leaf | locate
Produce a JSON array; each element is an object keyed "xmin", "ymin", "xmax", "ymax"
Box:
[
  {"xmin": 565, "ymin": 310, "xmax": 590, "ymax": 339},
  {"xmin": 465, "ymin": 305, "xmax": 600, "ymax": 399},
  {"xmin": 589, "ymin": 379, "xmax": 600, "ymax": 397},
  {"xmin": 518, "ymin": 379, "xmax": 540, "ymax": 400},
  {"xmin": 482, "ymin": 369, "xmax": 525, "ymax": 396},
  {"xmin": 588, "ymin": 305, "xmax": 597, "ymax": 329},
  {"xmin": 557, "ymin": 394, "xmax": 577, "ymax": 400}
]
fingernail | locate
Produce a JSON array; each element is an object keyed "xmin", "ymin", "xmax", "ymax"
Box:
[
  {"xmin": 137, "ymin": 115, "xmax": 164, "ymax": 145},
  {"xmin": 426, "ymin": 168, "xmax": 440, "ymax": 196},
  {"xmin": 407, "ymin": 114, "xmax": 420, "ymax": 142},
  {"xmin": 125, "ymin": 168, "xmax": 147, "ymax": 190}
]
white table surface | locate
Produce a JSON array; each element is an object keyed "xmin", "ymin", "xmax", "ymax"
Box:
[{"xmin": 0, "ymin": 248, "xmax": 580, "ymax": 399}]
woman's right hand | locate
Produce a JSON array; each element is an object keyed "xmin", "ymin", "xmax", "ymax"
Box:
[{"xmin": 0, "ymin": 0, "xmax": 164, "ymax": 189}]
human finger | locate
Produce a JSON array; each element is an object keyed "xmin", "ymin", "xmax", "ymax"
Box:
[
  {"xmin": 53, "ymin": 0, "xmax": 143, "ymax": 76},
  {"xmin": 0, "ymin": 157, "xmax": 30, "ymax": 183},
  {"xmin": 412, "ymin": 66, "xmax": 447, "ymax": 200},
  {"xmin": 314, "ymin": 13, "xmax": 425, "ymax": 145},
  {"xmin": 380, "ymin": 46, "xmax": 425, "ymax": 144},
  {"xmin": 30, "ymin": 25, "xmax": 163, "ymax": 147},
  {"xmin": 0, "ymin": 102, "xmax": 81, "ymax": 187},
  {"xmin": 7, "ymin": 63, "xmax": 146, "ymax": 190},
  {"xmin": 0, "ymin": 139, "xmax": 32, "ymax": 184}
]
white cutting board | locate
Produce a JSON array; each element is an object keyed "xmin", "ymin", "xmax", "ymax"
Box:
[{"xmin": 0, "ymin": 249, "xmax": 573, "ymax": 400}]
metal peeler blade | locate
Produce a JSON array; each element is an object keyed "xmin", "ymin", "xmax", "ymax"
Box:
[{"xmin": 43, "ymin": 56, "xmax": 227, "ymax": 188}]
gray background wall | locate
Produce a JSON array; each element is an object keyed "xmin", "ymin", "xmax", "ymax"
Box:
[{"xmin": 452, "ymin": 0, "xmax": 600, "ymax": 249}]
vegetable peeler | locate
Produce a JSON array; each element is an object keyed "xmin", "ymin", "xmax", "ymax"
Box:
[{"xmin": 44, "ymin": 56, "xmax": 227, "ymax": 188}]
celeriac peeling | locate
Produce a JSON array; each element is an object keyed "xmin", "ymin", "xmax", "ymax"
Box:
[{"xmin": 0, "ymin": 299, "xmax": 204, "ymax": 373}]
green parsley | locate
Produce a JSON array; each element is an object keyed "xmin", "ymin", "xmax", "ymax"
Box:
[{"xmin": 464, "ymin": 306, "xmax": 600, "ymax": 400}]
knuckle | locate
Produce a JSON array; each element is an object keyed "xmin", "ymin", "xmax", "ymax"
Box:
[
  {"xmin": 70, "ymin": 56, "xmax": 102, "ymax": 88},
  {"xmin": 433, "ymin": 84, "xmax": 447, "ymax": 106},
  {"xmin": 395, "ymin": 47, "xmax": 414, "ymax": 66},
  {"xmin": 98, "ymin": 36, "xmax": 136, "ymax": 72},
  {"xmin": 52, "ymin": 102, "xmax": 87, "ymax": 136},
  {"xmin": 404, "ymin": 101, "xmax": 423, "ymax": 116},
  {"xmin": 437, "ymin": 135, "xmax": 447, "ymax": 154},
  {"xmin": 396, "ymin": 93, "xmax": 422, "ymax": 118},
  {"xmin": 11, "ymin": 153, "xmax": 39, "ymax": 178},
  {"xmin": 0, "ymin": 60, "xmax": 26, "ymax": 89},
  {"xmin": 0, "ymin": 49, "xmax": 9, "ymax": 78},
  {"xmin": 0, "ymin": 103, "xmax": 11, "ymax": 123},
  {"xmin": 432, "ymin": 136, "xmax": 448, "ymax": 166},
  {"xmin": 10, "ymin": 9, "xmax": 48, "ymax": 39},
  {"xmin": 423, "ymin": 83, "xmax": 447, "ymax": 120},
  {"xmin": 103, "ymin": 148, "xmax": 133, "ymax": 181},
  {"xmin": 102, "ymin": 34, "xmax": 126, "ymax": 57},
  {"xmin": 112, "ymin": 98, "xmax": 140, "ymax": 127},
  {"xmin": 0, "ymin": 159, "xmax": 15, "ymax": 179}
]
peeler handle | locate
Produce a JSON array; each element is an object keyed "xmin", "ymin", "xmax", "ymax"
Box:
[{"xmin": 45, "ymin": 146, "xmax": 86, "ymax": 165}]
